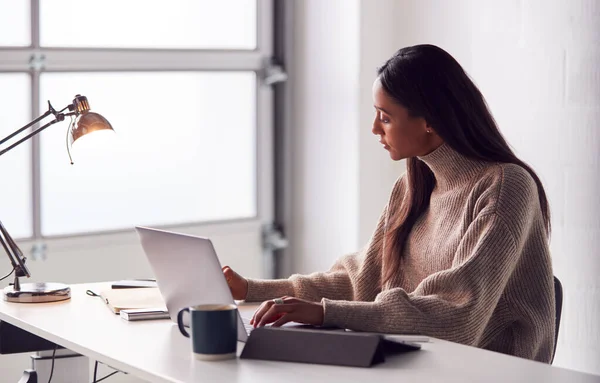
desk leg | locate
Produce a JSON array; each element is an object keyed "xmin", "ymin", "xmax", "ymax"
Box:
[
  {"xmin": 30, "ymin": 349, "xmax": 88, "ymax": 382},
  {"xmin": 17, "ymin": 370, "xmax": 37, "ymax": 383}
]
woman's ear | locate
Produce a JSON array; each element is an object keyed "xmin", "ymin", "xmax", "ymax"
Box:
[
  {"xmin": 423, "ymin": 120, "xmax": 433, "ymax": 135},
  {"xmin": 424, "ymin": 123, "xmax": 444, "ymax": 147}
]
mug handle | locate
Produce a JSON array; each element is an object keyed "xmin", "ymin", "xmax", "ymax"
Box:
[{"xmin": 177, "ymin": 307, "xmax": 190, "ymax": 338}]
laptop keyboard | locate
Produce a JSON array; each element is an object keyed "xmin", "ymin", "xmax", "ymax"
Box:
[
  {"xmin": 242, "ymin": 316, "xmax": 254, "ymax": 335},
  {"xmin": 241, "ymin": 316, "xmax": 306, "ymax": 335}
]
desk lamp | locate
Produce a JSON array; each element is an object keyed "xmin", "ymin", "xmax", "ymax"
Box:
[{"xmin": 0, "ymin": 95, "xmax": 113, "ymax": 303}]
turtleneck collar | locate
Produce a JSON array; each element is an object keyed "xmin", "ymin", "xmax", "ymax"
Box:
[{"xmin": 417, "ymin": 143, "xmax": 489, "ymax": 192}]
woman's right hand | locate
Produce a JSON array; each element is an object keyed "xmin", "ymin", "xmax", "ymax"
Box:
[{"xmin": 222, "ymin": 266, "xmax": 249, "ymax": 300}]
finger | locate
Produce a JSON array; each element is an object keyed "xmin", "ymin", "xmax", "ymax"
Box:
[
  {"xmin": 272, "ymin": 313, "xmax": 296, "ymax": 327},
  {"xmin": 258, "ymin": 311, "xmax": 285, "ymax": 326},
  {"xmin": 250, "ymin": 302, "xmax": 265, "ymax": 326},
  {"xmin": 256, "ymin": 305, "xmax": 280, "ymax": 327},
  {"xmin": 251, "ymin": 301, "xmax": 273, "ymax": 328},
  {"xmin": 255, "ymin": 304, "xmax": 290, "ymax": 327},
  {"xmin": 251, "ymin": 298, "xmax": 293, "ymax": 325},
  {"xmin": 249, "ymin": 299, "xmax": 264, "ymax": 325},
  {"xmin": 258, "ymin": 304, "xmax": 293, "ymax": 328},
  {"xmin": 251, "ymin": 296, "xmax": 293, "ymax": 325},
  {"xmin": 223, "ymin": 269, "xmax": 234, "ymax": 283}
]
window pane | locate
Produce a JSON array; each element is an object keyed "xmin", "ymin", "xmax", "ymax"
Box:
[
  {"xmin": 40, "ymin": 0, "xmax": 257, "ymax": 49},
  {"xmin": 0, "ymin": 74, "xmax": 32, "ymax": 238},
  {"xmin": 0, "ymin": 0, "xmax": 30, "ymax": 46},
  {"xmin": 40, "ymin": 72, "xmax": 256, "ymax": 236}
]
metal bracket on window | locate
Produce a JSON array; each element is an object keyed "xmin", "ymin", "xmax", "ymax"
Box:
[
  {"xmin": 262, "ymin": 223, "xmax": 289, "ymax": 251},
  {"xmin": 260, "ymin": 58, "xmax": 288, "ymax": 86},
  {"xmin": 28, "ymin": 53, "xmax": 46, "ymax": 72},
  {"xmin": 30, "ymin": 242, "xmax": 47, "ymax": 261},
  {"xmin": 262, "ymin": 223, "xmax": 289, "ymax": 279}
]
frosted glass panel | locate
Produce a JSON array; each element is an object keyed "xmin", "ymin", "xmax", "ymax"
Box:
[
  {"xmin": 40, "ymin": 72, "xmax": 256, "ymax": 236},
  {"xmin": 0, "ymin": 0, "xmax": 30, "ymax": 46},
  {"xmin": 0, "ymin": 74, "xmax": 32, "ymax": 238},
  {"xmin": 40, "ymin": 0, "xmax": 256, "ymax": 49}
]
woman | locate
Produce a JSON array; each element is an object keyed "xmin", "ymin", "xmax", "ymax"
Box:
[{"xmin": 223, "ymin": 44, "xmax": 555, "ymax": 363}]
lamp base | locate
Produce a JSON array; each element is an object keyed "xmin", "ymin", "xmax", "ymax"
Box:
[{"xmin": 3, "ymin": 282, "xmax": 71, "ymax": 303}]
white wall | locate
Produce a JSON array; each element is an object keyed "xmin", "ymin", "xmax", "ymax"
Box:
[
  {"xmin": 466, "ymin": 0, "xmax": 600, "ymax": 374},
  {"xmin": 291, "ymin": 0, "xmax": 405, "ymax": 274},
  {"xmin": 291, "ymin": 0, "xmax": 600, "ymax": 375},
  {"xmin": 358, "ymin": 1, "xmax": 408, "ymax": 245},
  {"xmin": 291, "ymin": 0, "xmax": 361, "ymax": 274}
]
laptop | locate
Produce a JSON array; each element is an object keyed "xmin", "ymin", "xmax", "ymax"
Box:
[{"xmin": 135, "ymin": 226, "xmax": 253, "ymax": 342}]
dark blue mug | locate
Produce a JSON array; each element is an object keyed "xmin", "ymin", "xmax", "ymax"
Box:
[{"xmin": 177, "ymin": 304, "xmax": 238, "ymax": 361}]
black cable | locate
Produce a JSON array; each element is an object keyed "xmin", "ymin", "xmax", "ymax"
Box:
[
  {"xmin": 95, "ymin": 371, "xmax": 120, "ymax": 383},
  {"xmin": 93, "ymin": 360, "xmax": 123, "ymax": 383},
  {"xmin": 0, "ymin": 267, "xmax": 14, "ymax": 282},
  {"xmin": 66, "ymin": 115, "xmax": 75, "ymax": 165},
  {"xmin": 47, "ymin": 344, "xmax": 58, "ymax": 383}
]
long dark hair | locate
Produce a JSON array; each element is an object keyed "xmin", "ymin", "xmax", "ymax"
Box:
[{"xmin": 378, "ymin": 44, "xmax": 551, "ymax": 285}]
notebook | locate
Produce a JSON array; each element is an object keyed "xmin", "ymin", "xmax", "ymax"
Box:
[{"xmin": 97, "ymin": 287, "xmax": 167, "ymax": 314}]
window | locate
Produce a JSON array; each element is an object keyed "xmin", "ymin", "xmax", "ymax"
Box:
[
  {"xmin": 0, "ymin": 0, "xmax": 30, "ymax": 46},
  {"xmin": 40, "ymin": 0, "xmax": 256, "ymax": 49},
  {"xmin": 0, "ymin": 0, "xmax": 273, "ymax": 251},
  {"xmin": 39, "ymin": 71, "xmax": 256, "ymax": 236},
  {"xmin": 0, "ymin": 74, "xmax": 32, "ymax": 238}
]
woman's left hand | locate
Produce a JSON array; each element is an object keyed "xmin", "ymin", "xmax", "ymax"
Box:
[{"xmin": 250, "ymin": 296, "xmax": 324, "ymax": 328}]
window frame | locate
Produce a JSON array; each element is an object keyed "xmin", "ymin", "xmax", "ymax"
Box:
[{"xmin": 0, "ymin": 0, "xmax": 274, "ymax": 243}]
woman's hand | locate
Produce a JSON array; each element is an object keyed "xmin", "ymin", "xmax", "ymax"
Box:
[
  {"xmin": 222, "ymin": 266, "xmax": 249, "ymax": 300},
  {"xmin": 250, "ymin": 297, "xmax": 324, "ymax": 328}
]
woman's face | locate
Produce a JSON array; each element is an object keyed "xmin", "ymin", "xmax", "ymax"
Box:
[{"xmin": 372, "ymin": 78, "xmax": 441, "ymax": 160}]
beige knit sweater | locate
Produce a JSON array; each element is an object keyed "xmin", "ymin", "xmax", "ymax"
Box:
[{"xmin": 246, "ymin": 143, "xmax": 555, "ymax": 363}]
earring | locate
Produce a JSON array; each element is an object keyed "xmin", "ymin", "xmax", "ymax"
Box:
[{"xmin": 426, "ymin": 129, "xmax": 432, "ymax": 134}]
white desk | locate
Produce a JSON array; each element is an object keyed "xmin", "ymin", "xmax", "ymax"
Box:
[{"xmin": 1, "ymin": 282, "xmax": 599, "ymax": 383}]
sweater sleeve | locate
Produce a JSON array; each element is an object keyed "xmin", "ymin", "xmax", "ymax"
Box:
[
  {"xmin": 245, "ymin": 213, "xmax": 385, "ymax": 302},
  {"xmin": 321, "ymin": 211, "xmax": 526, "ymax": 345},
  {"xmin": 244, "ymin": 175, "xmax": 408, "ymax": 303},
  {"xmin": 245, "ymin": 251, "xmax": 363, "ymax": 302}
]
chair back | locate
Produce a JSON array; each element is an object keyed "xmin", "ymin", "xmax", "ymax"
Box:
[{"xmin": 552, "ymin": 276, "xmax": 563, "ymax": 363}]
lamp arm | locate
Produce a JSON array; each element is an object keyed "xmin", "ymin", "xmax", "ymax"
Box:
[
  {"xmin": 0, "ymin": 109, "xmax": 53, "ymax": 146},
  {"xmin": 0, "ymin": 220, "xmax": 30, "ymax": 278},
  {"xmin": 0, "ymin": 115, "xmax": 65, "ymax": 157},
  {"xmin": 0, "ymin": 231, "xmax": 19, "ymax": 269},
  {"xmin": 0, "ymin": 101, "xmax": 75, "ymax": 157},
  {"xmin": 0, "ymin": 95, "xmax": 99, "ymax": 298},
  {"xmin": 0, "ymin": 106, "xmax": 68, "ymax": 286}
]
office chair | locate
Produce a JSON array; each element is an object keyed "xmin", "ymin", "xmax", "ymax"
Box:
[{"xmin": 552, "ymin": 276, "xmax": 563, "ymax": 364}]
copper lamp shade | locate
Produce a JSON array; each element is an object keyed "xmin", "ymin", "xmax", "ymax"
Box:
[{"xmin": 70, "ymin": 111, "xmax": 114, "ymax": 146}]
